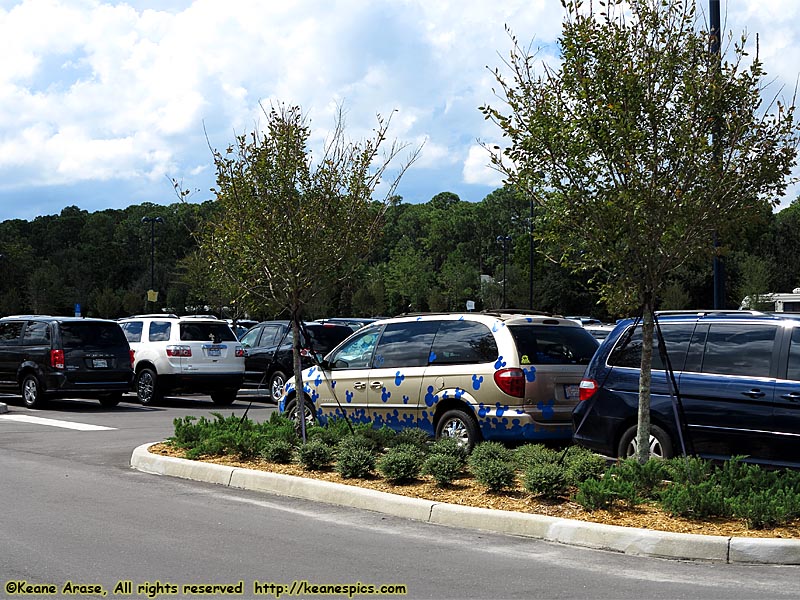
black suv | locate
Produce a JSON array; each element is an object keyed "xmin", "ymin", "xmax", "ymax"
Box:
[
  {"xmin": 573, "ymin": 311, "xmax": 800, "ymax": 468},
  {"xmin": 0, "ymin": 315, "xmax": 134, "ymax": 409},
  {"xmin": 239, "ymin": 321, "xmax": 353, "ymax": 400}
]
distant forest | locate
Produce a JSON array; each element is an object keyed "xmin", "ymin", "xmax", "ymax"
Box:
[{"xmin": 1, "ymin": 188, "xmax": 798, "ymax": 322}]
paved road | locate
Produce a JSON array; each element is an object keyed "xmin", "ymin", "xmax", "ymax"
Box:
[{"xmin": 1, "ymin": 392, "xmax": 799, "ymax": 600}]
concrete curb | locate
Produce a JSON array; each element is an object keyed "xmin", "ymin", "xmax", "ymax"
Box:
[
  {"xmin": 0, "ymin": 402, "xmax": 7, "ymax": 414},
  {"xmin": 130, "ymin": 442, "xmax": 800, "ymax": 565}
]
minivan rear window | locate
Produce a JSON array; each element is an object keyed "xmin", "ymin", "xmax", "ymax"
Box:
[
  {"xmin": 608, "ymin": 323, "xmax": 693, "ymax": 370},
  {"xmin": 509, "ymin": 325, "xmax": 598, "ymax": 365},
  {"xmin": 61, "ymin": 322, "xmax": 127, "ymax": 349},
  {"xmin": 430, "ymin": 320, "xmax": 498, "ymax": 365},
  {"xmin": 180, "ymin": 322, "xmax": 236, "ymax": 343}
]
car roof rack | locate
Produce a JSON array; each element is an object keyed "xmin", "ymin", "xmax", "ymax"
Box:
[
  {"xmin": 655, "ymin": 310, "xmax": 767, "ymax": 317},
  {"xmin": 127, "ymin": 313, "xmax": 180, "ymax": 319},
  {"xmin": 481, "ymin": 309, "xmax": 554, "ymax": 317}
]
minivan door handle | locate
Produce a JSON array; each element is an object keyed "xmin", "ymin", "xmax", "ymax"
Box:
[
  {"xmin": 353, "ymin": 381, "xmax": 366, "ymax": 390},
  {"xmin": 742, "ymin": 389, "xmax": 766, "ymax": 399},
  {"xmin": 370, "ymin": 381, "xmax": 383, "ymax": 390},
  {"xmin": 780, "ymin": 392, "xmax": 800, "ymax": 402}
]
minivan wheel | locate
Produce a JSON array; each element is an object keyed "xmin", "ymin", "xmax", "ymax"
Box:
[
  {"xmin": 99, "ymin": 393, "xmax": 122, "ymax": 408},
  {"xmin": 436, "ymin": 409, "xmax": 481, "ymax": 451},
  {"xmin": 136, "ymin": 367, "xmax": 163, "ymax": 406},
  {"xmin": 269, "ymin": 371, "xmax": 287, "ymax": 401},
  {"xmin": 21, "ymin": 374, "xmax": 45, "ymax": 409},
  {"xmin": 211, "ymin": 389, "xmax": 237, "ymax": 406},
  {"xmin": 617, "ymin": 424, "xmax": 674, "ymax": 460},
  {"xmin": 284, "ymin": 397, "xmax": 315, "ymax": 430}
]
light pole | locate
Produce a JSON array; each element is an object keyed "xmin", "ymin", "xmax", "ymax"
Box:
[
  {"xmin": 710, "ymin": 0, "xmax": 724, "ymax": 308},
  {"xmin": 497, "ymin": 235, "xmax": 512, "ymax": 309},
  {"xmin": 528, "ymin": 198, "xmax": 534, "ymax": 310},
  {"xmin": 141, "ymin": 216, "xmax": 164, "ymax": 304}
]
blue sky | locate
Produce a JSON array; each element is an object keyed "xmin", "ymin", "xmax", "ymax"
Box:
[{"xmin": 1, "ymin": 0, "xmax": 799, "ymax": 221}]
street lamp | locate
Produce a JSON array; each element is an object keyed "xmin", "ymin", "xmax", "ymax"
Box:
[
  {"xmin": 497, "ymin": 235, "xmax": 512, "ymax": 309},
  {"xmin": 141, "ymin": 216, "xmax": 164, "ymax": 303}
]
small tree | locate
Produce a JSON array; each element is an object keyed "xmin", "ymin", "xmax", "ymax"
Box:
[
  {"xmin": 482, "ymin": 0, "xmax": 799, "ymax": 462},
  {"xmin": 182, "ymin": 104, "xmax": 418, "ymax": 439}
]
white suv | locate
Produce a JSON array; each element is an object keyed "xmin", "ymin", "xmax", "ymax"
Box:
[{"xmin": 119, "ymin": 314, "xmax": 244, "ymax": 405}]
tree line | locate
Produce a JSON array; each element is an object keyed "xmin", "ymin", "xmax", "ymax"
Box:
[{"xmin": 0, "ymin": 188, "xmax": 797, "ymax": 322}]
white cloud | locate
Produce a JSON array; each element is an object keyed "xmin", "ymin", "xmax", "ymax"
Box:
[{"xmin": 462, "ymin": 144, "xmax": 503, "ymax": 187}]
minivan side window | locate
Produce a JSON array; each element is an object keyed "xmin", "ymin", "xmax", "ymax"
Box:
[
  {"xmin": 372, "ymin": 321, "xmax": 440, "ymax": 369},
  {"xmin": 22, "ymin": 321, "xmax": 49, "ymax": 345},
  {"xmin": 0, "ymin": 321, "xmax": 23, "ymax": 343},
  {"xmin": 330, "ymin": 328, "xmax": 381, "ymax": 369},
  {"xmin": 698, "ymin": 324, "xmax": 777, "ymax": 378},
  {"xmin": 608, "ymin": 323, "xmax": 694, "ymax": 370},
  {"xmin": 787, "ymin": 328, "xmax": 800, "ymax": 381},
  {"xmin": 121, "ymin": 321, "xmax": 143, "ymax": 343},
  {"xmin": 431, "ymin": 320, "xmax": 498, "ymax": 365},
  {"xmin": 149, "ymin": 321, "xmax": 171, "ymax": 342}
]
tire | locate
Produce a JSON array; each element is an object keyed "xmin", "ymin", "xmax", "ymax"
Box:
[
  {"xmin": 269, "ymin": 370, "xmax": 287, "ymax": 401},
  {"xmin": 98, "ymin": 393, "xmax": 122, "ymax": 408},
  {"xmin": 435, "ymin": 409, "xmax": 481, "ymax": 451},
  {"xmin": 136, "ymin": 367, "xmax": 162, "ymax": 406},
  {"xmin": 211, "ymin": 389, "xmax": 237, "ymax": 406},
  {"xmin": 21, "ymin": 374, "xmax": 46, "ymax": 409},
  {"xmin": 617, "ymin": 424, "xmax": 674, "ymax": 460},
  {"xmin": 284, "ymin": 397, "xmax": 315, "ymax": 429}
]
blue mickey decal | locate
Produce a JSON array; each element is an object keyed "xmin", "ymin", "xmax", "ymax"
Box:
[
  {"xmin": 394, "ymin": 371, "xmax": 405, "ymax": 386},
  {"xmin": 495, "ymin": 402, "xmax": 508, "ymax": 417},
  {"xmin": 345, "ymin": 390, "xmax": 354, "ymax": 403},
  {"xmin": 477, "ymin": 403, "xmax": 488, "ymax": 417},
  {"xmin": 331, "ymin": 380, "xmax": 337, "ymax": 389},
  {"xmin": 402, "ymin": 395, "xmax": 410, "ymax": 404},
  {"xmin": 455, "ymin": 388, "xmax": 465, "ymax": 400},
  {"xmin": 374, "ymin": 354, "xmax": 385, "ymax": 367},
  {"xmin": 429, "ymin": 351, "xmax": 437, "ymax": 363},
  {"xmin": 472, "ymin": 374, "xmax": 483, "ymax": 390},
  {"xmin": 537, "ymin": 398, "xmax": 555, "ymax": 420},
  {"xmin": 307, "ymin": 366, "xmax": 317, "ymax": 378},
  {"xmin": 424, "ymin": 386, "xmax": 437, "ymax": 407},
  {"xmin": 310, "ymin": 389, "xmax": 319, "ymax": 404},
  {"xmin": 523, "ymin": 366, "xmax": 536, "ymax": 382},
  {"xmin": 381, "ymin": 387, "xmax": 391, "ymax": 403},
  {"xmin": 314, "ymin": 374, "xmax": 322, "ymax": 387},
  {"xmin": 494, "ymin": 356, "xmax": 507, "ymax": 370}
]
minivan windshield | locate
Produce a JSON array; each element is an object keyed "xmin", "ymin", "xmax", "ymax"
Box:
[{"xmin": 61, "ymin": 322, "xmax": 128, "ymax": 350}]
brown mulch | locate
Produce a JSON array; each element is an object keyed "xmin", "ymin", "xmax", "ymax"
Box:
[{"xmin": 149, "ymin": 442, "xmax": 800, "ymax": 540}]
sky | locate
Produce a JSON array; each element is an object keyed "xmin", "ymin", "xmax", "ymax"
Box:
[{"xmin": 1, "ymin": 0, "xmax": 799, "ymax": 222}]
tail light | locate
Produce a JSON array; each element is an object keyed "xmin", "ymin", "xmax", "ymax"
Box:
[
  {"xmin": 493, "ymin": 367, "xmax": 525, "ymax": 398},
  {"xmin": 166, "ymin": 345, "xmax": 192, "ymax": 357},
  {"xmin": 579, "ymin": 378, "xmax": 598, "ymax": 401},
  {"xmin": 300, "ymin": 348, "xmax": 312, "ymax": 358},
  {"xmin": 50, "ymin": 349, "xmax": 65, "ymax": 370},
  {"xmin": 129, "ymin": 350, "xmax": 135, "ymax": 367},
  {"xmin": 235, "ymin": 345, "xmax": 244, "ymax": 358}
]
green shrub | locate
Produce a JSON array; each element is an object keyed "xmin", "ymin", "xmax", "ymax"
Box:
[
  {"xmin": 422, "ymin": 454, "xmax": 464, "ymax": 487},
  {"xmin": 354, "ymin": 425, "xmax": 397, "ymax": 451},
  {"xmin": 468, "ymin": 441, "xmax": 513, "ymax": 469},
  {"xmin": 513, "ymin": 444, "xmax": 559, "ymax": 470},
  {"xmin": 260, "ymin": 439, "xmax": 294, "ymax": 464},
  {"xmin": 659, "ymin": 480, "xmax": 729, "ymax": 519},
  {"xmin": 377, "ymin": 446, "xmax": 423, "ymax": 483},
  {"xmin": 428, "ymin": 437, "xmax": 469, "ymax": 463},
  {"xmin": 297, "ymin": 440, "xmax": 333, "ymax": 471},
  {"xmin": 308, "ymin": 417, "xmax": 353, "ymax": 447},
  {"xmin": 336, "ymin": 442, "xmax": 377, "ymax": 479},
  {"xmin": 523, "ymin": 462, "xmax": 568, "ymax": 499},
  {"xmin": 608, "ymin": 458, "xmax": 667, "ymax": 499},
  {"xmin": 727, "ymin": 488, "xmax": 800, "ymax": 529},
  {"xmin": 662, "ymin": 456, "xmax": 715, "ymax": 485},
  {"xmin": 575, "ymin": 478, "xmax": 616, "ymax": 511},
  {"xmin": 471, "ymin": 458, "xmax": 516, "ymax": 492},
  {"xmin": 391, "ymin": 427, "xmax": 432, "ymax": 450},
  {"xmin": 564, "ymin": 450, "xmax": 607, "ymax": 486}
]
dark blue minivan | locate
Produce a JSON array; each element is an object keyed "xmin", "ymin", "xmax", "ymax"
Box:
[{"xmin": 572, "ymin": 311, "xmax": 800, "ymax": 468}]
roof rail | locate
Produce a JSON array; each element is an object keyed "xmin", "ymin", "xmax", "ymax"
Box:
[
  {"xmin": 481, "ymin": 309, "xmax": 555, "ymax": 317},
  {"xmin": 127, "ymin": 313, "xmax": 180, "ymax": 319},
  {"xmin": 655, "ymin": 310, "xmax": 767, "ymax": 317}
]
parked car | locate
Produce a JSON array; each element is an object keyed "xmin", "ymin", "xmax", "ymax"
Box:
[
  {"xmin": 118, "ymin": 314, "xmax": 244, "ymax": 405},
  {"xmin": 584, "ymin": 323, "xmax": 616, "ymax": 341},
  {"xmin": 239, "ymin": 320, "xmax": 353, "ymax": 400},
  {"xmin": 279, "ymin": 311, "xmax": 600, "ymax": 448},
  {"xmin": 573, "ymin": 310, "xmax": 800, "ymax": 468},
  {"xmin": 0, "ymin": 315, "xmax": 134, "ymax": 409},
  {"xmin": 315, "ymin": 317, "xmax": 378, "ymax": 331}
]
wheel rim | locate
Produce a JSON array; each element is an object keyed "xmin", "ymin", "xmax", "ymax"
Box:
[
  {"xmin": 624, "ymin": 434, "xmax": 665, "ymax": 459},
  {"xmin": 440, "ymin": 417, "xmax": 470, "ymax": 447},
  {"xmin": 138, "ymin": 371, "xmax": 154, "ymax": 402},
  {"xmin": 23, "ymin": 378, "xmax": 38, "ymax": 405},
  {"xmin": 289, "ymin": 401, "xmax": 314, "ymax": 427},
  {"xmin": 271, "ymin": 374, "xmax": 286, "ymax": 399}
]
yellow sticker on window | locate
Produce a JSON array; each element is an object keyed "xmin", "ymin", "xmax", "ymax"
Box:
[{"xmin": 521, "ymin": 354, "xmax": 531, "ymax": 365}]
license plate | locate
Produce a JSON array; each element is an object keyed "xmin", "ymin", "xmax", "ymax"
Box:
[
  {"xmin": 93, "ymin": 358, "xmax": 108, "ymax": 368},
  {"xmin": 208, "ymin": 348, "xmax": 221, "ymax": 357},
  {"xmin": 564, "ymin": 384, "xmax": 579, "ymax": 399}
]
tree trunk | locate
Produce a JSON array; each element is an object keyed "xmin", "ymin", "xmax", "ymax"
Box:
[
  {"xmin": 636, "ymin": 300, "xmax": 654, "ymax": 464},
  {"xmin": 291, "ymin": 316, "xmax": 307, "ymax": 442}
]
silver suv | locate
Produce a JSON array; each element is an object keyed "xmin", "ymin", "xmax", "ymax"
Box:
[
  {"xmin": 119, "ymin": 314, "xmax": 244, "ymax": 405},
  {"xmin": 279, "ymin": 312, "xmax": 599, "ymax": 447}
]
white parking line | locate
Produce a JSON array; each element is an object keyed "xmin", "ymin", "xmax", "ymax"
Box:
[{"xmin": 0, "ymin": 414, "xmax": 116, "ymax": 431}]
